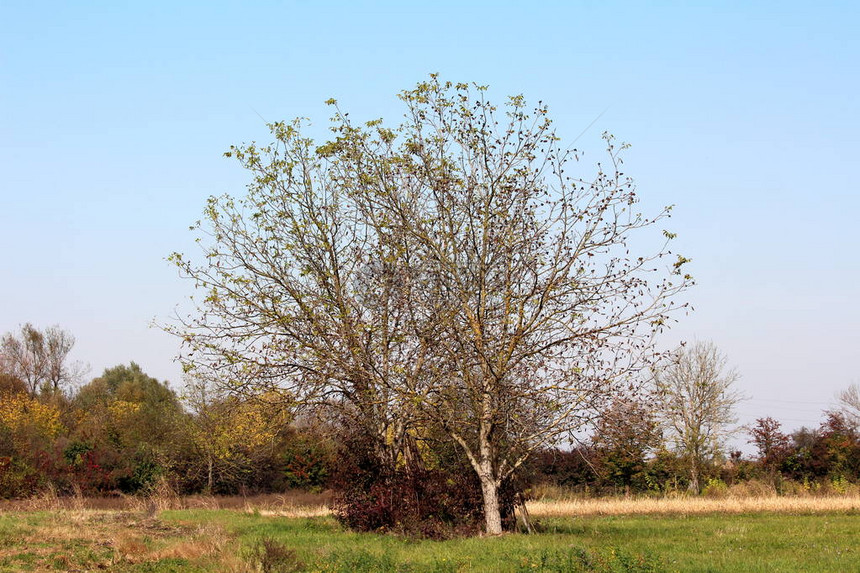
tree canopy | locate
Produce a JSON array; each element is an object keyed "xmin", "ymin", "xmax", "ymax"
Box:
[{"xmin": 169, "ymin": 76, "xmax": 692, "ymax": 533}]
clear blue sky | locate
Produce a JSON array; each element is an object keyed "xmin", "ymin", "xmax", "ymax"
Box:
[{"xmin": 2, "ymin": 1, "xmax": 858, "ymax": 445}]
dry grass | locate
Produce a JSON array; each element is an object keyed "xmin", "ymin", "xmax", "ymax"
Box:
[
  {"xmin": 153, "ymin": 523, "xmax": 230, "ymax": 560},
  {"xmin": 0, "ymin": 490, "xmax": 335, "ymax": 571},
  {"xmin": 254, "ymin": 504, "xmax": 331, "ymax": 518},
  {"xmin": 527, "ymin": 494, "xmax": 860, "ymax": 517},
  {"xmin": 0, "ymin": 508, "xmax": 263, "ymax": 572},
  {"xmin": 0, "ymin": 511, "xmax": 188, "ymax": 569},
  {"xmin": 8, "ymin": 487, "xmax": 860, "ymax": 525},
  {"xmin": 0, "ymin": 489, "xmax": 332, "ymax": 512}
]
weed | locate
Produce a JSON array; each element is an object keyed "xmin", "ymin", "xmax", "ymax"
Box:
[
  {"xmin": 702, "ymin": 478, "xmax": 729, "ymax": 498},
  {"xmin": 429, "ymin": 556, "xmax": 462, "ymax": 572},
  {"xmin": 513, "ymin": 547, "xmax": 664, "ymax": 573},
  {"xmin": 246, "ymin": 536, "xmax": 305, "ymax": 573},
  {"xmin": 326, "ymin": 548, "xmax": 401, "ymax": 573},
  {"xmin": 114, "ymin": 558, "xmax": 207, "ymax": 572}
]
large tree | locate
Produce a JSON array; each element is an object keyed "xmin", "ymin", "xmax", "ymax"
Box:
[{"xmin": 169, "ymin": 76, "xmax": 691, "ymax": 534}]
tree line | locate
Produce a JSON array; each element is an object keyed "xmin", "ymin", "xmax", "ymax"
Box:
[
  {"xmin": 0, "ymin": 325, "xmax": 335, "ymax": 499},
  {"xmin": 4, "ymin": 323, "xmax": 860, "ymax": 536}
]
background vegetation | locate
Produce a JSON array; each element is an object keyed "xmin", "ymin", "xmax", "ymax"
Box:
[{"xmin": 3, "ymin": 324, "xmax": 860, "ymax": 512}]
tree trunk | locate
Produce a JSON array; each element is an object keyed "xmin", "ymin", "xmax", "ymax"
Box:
[
  {"xmin": 516, "ymin": 491, "xmax": 534, "ymax": 534},
  {"xmin": 688, "ymin": 459, "xmax": 700, "ymax": 493},
  {"xmin": 206, "ymin": 454, "xmax": 214, "ymax": 495},
  {"xmin": 479, "ymin": 472, "xmax": 503, "ymax": 535}
]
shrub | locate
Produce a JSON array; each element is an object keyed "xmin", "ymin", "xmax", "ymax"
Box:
[
  {"xmin": 726, "ymin": 478, "xmax": 776, "ymax": 498},
  {"xmin": 0, "ymin": 455, "xmax": 40, "ymax": 498},
  {"xmin": 528, "ymin": 447, "xmax": 598, "ymax": 490},
  {"xmin": 330, "ymin": 424, "xmax": 519, "ymax": 538},
  {"xmin": 333, "ymin": 466, "xmax": 498, "ymax": 538},
  {"xmin": 282, "ymin": 427, "xmax": 336, "ymax": 490},
  {"xmin": 702, "ymin": 478, "xmax": 729, "ymax": 498}
]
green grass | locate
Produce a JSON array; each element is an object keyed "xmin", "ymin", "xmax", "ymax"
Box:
[{"xmin": 0, "ymin": 508, "xmax": 858, "ymax": 572}]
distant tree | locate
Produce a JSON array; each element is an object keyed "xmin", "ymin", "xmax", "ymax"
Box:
[
  {"xmin": 529, "ymin": 446, "xmax": 598, "ymax": 490},
  {"xmin": 180, "ymin": 373, "xmax": 290, "ymax": 494},
  {"xmin": 783, "ymin": 414, "xmax": 860, "ymax": 482},
  {"xmin": 747, "ymin": 417, "xmax": 790, "ymax": 470},
  {"xmin": 169, "ymin": 76, "xmax": 691, "ymax": 534},
  {"xmin": 0, "ymin": 324, "xmax": 82, "ymax": 396},
  {"xmin": 591, "ymin": 396, "xmax": 662, "ymax": 490},
  {"xmin": 42, "ymin": 326, "xmax": 81, "ymax": 394},
  {"xmin": 817, "ymin": 412, "xmax": 860, "ymax": 480},
  {"xmin": 281, "ymin": 411, "xmax": 338, "ymax": 491},
  {"xmin": 0, "ymin": 392, "xmax": 64, "ymax": 454},
  {"xmin": 75, "ymin": 362, "xmax": 182, "ymax": 444},
  {"xmin": 0, "ymin": 373, "xmax": 27, "ymax": 396},
  {"xmin": 0, "ymin": 392, "xmax": 65, "ymax": 497},
  {"xmin": 654, "ymin": 341, "xmax": 741, "ymax": 492},
  {"xmin": 1, "ymin": 324, "xmax": 46, "ymax": 396},
  {"xmin": 837, "ymin": 383, "xmax": 860, "ymax": 427},
  {"xmin": 72, "ymin": 363, "xmax": 183, "ymax": 492}
]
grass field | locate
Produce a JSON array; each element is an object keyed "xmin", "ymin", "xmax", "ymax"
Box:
[{"xmin": 1, "ymin": 496, "xmax": 859, "ymax": 572}]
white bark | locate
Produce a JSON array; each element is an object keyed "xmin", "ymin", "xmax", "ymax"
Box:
[{"xmin": 478, "ymin": 467, "xmax": 503, "ymax": 535}]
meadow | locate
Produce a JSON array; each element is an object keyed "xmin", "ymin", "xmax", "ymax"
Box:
[{"xmin": 1, "ymin": 493, "xmax": 859, "ymax": 572}]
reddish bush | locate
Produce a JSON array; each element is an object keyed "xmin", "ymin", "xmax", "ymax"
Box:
[
  {"xmin": 330, "ymin": 426, "xmax": 518, "ymax": 538},
  {"xmin": 333, "ymin": 467, "xmax": 491, "ymax": 538},
  {"xmin": 0, "ymin": 455, "xmax": 40, "ymax": 498}
]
